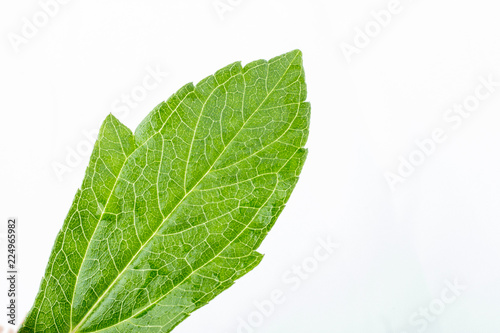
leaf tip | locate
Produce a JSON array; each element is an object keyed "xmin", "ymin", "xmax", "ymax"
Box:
[
  {"xmin": 289, "ymin": 49, "xmax": 303, "ymax": 57},
  {"xmin": 105, "ymin": 112, "xmax": 118, "ymax": 122}
]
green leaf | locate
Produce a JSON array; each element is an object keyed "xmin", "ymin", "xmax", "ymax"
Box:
[{"xmin": 21, "ymin": 50, "xmax": 310, "ymax": 333}]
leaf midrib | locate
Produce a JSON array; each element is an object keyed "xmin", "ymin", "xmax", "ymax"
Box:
[{"xmin": 71, "ymin": 52, "xmax": 300, "ymax": 333}]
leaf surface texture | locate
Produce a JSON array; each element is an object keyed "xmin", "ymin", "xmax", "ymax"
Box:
[{"xmin": 20, "ymin": 50, "xmax": 310, "ymax": 333}]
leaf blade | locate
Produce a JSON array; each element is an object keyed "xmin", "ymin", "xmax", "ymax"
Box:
[{"xmin": 21, "ymin": 50, "xmax": 309, "ymax": 333}]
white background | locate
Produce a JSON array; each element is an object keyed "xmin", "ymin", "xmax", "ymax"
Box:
[{"xmin": 1, "ymin": 0, "xmax": 500, "ymax": 332}]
